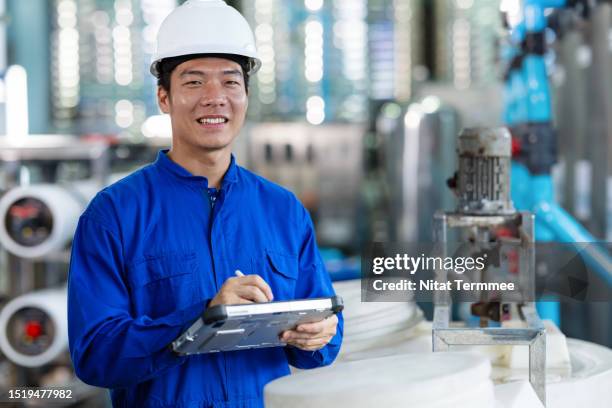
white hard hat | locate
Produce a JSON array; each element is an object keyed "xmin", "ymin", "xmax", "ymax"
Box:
[{"xmin": 150, "ymin": 0, "xmax": 261, "ymax": 77}]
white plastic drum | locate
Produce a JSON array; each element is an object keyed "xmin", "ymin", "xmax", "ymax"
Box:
[
  {"xmin": 339, "ymin": 321, "xmax": 433, "ymax": 362},
  {"xmin": 265, "ymin": 353, "xmax": 496, "ymax": 408},
  {"xmin": 332, "ymin": 279, "xmax": 423, "ymax": 357},
  {"xmin": 493, "ymin": 338, "xmax": 612, "ymax": 407},
  {"xmin": 544, "ymin": 339, "xmax": 612, "ymax": 408}
]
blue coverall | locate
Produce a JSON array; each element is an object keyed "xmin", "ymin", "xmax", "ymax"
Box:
[{"xmin": 67, "ymin": 150, "xmax": 344, "ymax": 407}]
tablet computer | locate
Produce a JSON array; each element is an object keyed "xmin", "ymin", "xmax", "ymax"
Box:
[{"xmin": 171, "ymin": 296, "xmax": 343, "ymax": 355}]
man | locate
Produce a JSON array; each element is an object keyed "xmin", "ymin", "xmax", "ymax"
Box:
[{"xmin": 67, "ymin": 1, "xmax": 343, "ymax": 407}]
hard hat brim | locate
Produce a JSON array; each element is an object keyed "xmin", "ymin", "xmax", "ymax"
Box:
[
  {"xmin": 151, "ymin": 46, "xmax": 261, "ymax": 77},
  {"xmin": 151, "ymin": 53, "xmax": 261, "ymax": 79}
]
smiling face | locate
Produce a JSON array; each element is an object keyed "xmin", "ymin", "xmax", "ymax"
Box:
[{"xmin": 157, "ymin": 57, "xmax": 248, "ymax": 154}]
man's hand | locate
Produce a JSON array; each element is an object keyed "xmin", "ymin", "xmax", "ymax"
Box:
[
  {"xmin": 209, "ymin": 274, "xmax": 273, "ymax": 306},
  {"xmin": 280, "ymin": 314, "xmax": 338, "ymax": 351}
]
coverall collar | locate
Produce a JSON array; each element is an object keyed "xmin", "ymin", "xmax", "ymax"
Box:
[{"xmin": 154, "ymin": 149, "xmax": 239, "ymax": 187}]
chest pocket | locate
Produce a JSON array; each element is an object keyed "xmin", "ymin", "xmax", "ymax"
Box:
[
  {"xmin": 127, "ymin": 252, "xmax": 199, "ymax": 318},
  {"xmin": 252, "ymin": 249, "xmax": 298, "ymax": 301}
]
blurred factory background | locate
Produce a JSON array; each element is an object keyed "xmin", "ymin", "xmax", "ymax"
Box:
[{"xmin": 0, "ymin": 0, "xmax": 610, "ymax": 406}]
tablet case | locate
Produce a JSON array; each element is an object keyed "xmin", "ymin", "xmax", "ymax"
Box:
[{"xmin": 171, "ymin": 296, "xmax": 343, "ymax": 355}]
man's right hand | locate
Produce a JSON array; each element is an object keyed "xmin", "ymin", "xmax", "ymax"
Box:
[{"xmin": 209, "ymin": 274, "xmax": 274, "ymax": 306}]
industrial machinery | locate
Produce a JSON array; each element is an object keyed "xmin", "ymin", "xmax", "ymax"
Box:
[
  {"xmin": 0, "ymin": 136, "xmax": 154, "ymax": 260},
  {"xmin": 376, "ymin": 97, "xmax": 460, "ymax": 242},
  {"xmin": 432, "ymin": 127, "xmax": 546, "ymax": 404},
  {"xmin": 549, "ymin": 1, "xmax": 612, "ymax": 347},
  {"xmin": 0, "ymin": 136, "xmax": 149, "ymax": 406},
  {"xmin": 0, "ymin": 137, "xmax": 109, "ymax": 261},
  {"xmin": 501, "ymin": 0, "xmax": 612, "ymax": 333},
  {"xmin": 246, "ymin": 123, "xmax": 364, "ymax": 251}
]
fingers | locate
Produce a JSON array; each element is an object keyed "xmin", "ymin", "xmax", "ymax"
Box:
[
  {"xmin": 226, "ymin": 296, "xmax": 253, "ymax": 305},
  {"xmin": 281, "ymin": 330, "xmax": 336, "ymax": 342},
  {"xmin": 280, "ymin": 330, "xmax": 331, "ymax": 341},
  {"xmin": 211, "ymin": 274, "xmax": 274, "ymax": 306},
  {"xmin": 279, "ymin": 315, "xmax": 339, "ymax": 351},
  {"xmin": 240, "ymin": 275, "xmax": 274, "ymax": 301},
  {"xmin": 208, "ymin": 292, "xmax": 253, "ymax": 307},
  {"xmin": 282, "ymin": 325, "xmax": 337, "ymax": 341},
  {"xmin": 234, "ymin": 284, "xmax": 270, "ymax": 303},
  {"xmin": 294, "ymin": 321, "xmax": 325, "ymax": 334},
  {"xmin": 283, "ymin": 335, "xmax": 333, "ymax": 351},
  {"xmin": 295, "ymin": 314, "xmax": 338, "ymax": 334}
]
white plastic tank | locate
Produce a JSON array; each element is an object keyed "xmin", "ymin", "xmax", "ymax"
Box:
[
  {"xmin": 287, "ymin": 289, "xmax": 612, "ymax": 408},
  {"xmin": 266, "ymin": 353, "xmax": 496, "ymax": 408}
]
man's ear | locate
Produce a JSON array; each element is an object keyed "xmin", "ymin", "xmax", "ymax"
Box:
[{"xmin": 157, "ymin": 85, "xmax": 171, "ymax": 114}]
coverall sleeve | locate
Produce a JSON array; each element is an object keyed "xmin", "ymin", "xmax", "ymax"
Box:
[
  {"xmin": 68, "ymin": 214, "xmax": 207, "ymax": 389},
  {"xmin": 284, "ymin": 207, "xmax": 344, "ymax": 369}
]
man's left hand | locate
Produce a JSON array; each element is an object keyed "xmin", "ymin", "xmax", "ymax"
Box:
[{"xmin": 280, "ymin": 314, "xmax": 338, "ymax": 351}]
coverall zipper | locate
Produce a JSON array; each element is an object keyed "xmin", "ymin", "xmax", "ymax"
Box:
[{"xmin": 206, "ymin": 186, "xmax": 229, "ymax": 402}]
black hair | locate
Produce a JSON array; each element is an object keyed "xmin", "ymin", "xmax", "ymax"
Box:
[{"xmin": 156, "ymin": 53, "xmax": 250, "ymax": 94}]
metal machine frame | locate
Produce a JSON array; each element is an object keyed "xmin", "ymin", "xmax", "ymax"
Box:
[{"xmin": 432, "ymin": 211, "xmax": 547, "ymax": 405}]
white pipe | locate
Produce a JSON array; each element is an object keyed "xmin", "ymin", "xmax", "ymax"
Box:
[{"xmin": 5, "ymin": 65, "xmax": 28, "ymax": 139}]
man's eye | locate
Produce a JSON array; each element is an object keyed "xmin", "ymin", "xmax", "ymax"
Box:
[
  {"xmin": 226, "ymin": 81, "xmax": 240, "ymax": 86},
  {"xmin": 185, "ymin": 81, "xmax": 201, "ymax": 85}
]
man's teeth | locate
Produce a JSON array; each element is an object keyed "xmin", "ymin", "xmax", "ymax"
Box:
[{"xmin": 198, "ymin": 118, "xmax": 227, "ymax": 124}]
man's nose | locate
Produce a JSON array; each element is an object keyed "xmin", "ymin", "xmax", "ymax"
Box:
[{"xmin": 199, "ymin": 82, "xmax": 227, "ymax": 107}]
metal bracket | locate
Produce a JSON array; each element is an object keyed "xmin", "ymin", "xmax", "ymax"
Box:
[{"xmin": 433, "ymin": 304, "xmax": 546, "ymax": 405}]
